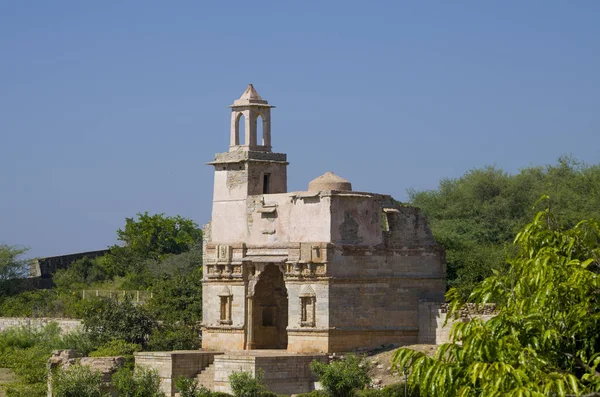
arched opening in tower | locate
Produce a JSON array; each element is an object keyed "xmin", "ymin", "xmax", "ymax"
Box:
[
  {"xmin": 256, "ymin": 114, "xmax": 264, "ymax": 146},
  {"xmin": 236, "ymin": 112, "xmax": 246, "ymax": 145}
]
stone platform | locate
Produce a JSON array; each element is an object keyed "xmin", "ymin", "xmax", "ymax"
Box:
[
  {"xmin": 135, "ymin": 350, "xmax": 328, "ymax": 396},
  {"xmin": 212, "ymin": 350, "xmax": 328, "ymax": 395}
]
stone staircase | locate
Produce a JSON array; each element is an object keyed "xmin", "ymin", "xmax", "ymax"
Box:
[{"xmin": 196, "ymin": 362, "xmax": 215, "ymax": 389}]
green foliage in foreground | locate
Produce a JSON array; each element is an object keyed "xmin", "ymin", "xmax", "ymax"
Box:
[
  {"xmin": 229, "ymin": 370, "xmax": 268, "ymax": 397},
  {"xmin": 51, "ymin": 365, "xmax": 108, "ymax": 397},
  {"xmin": 355, "ymin": 383, "xmax": 418, "ymax": 397},
  {"xmin": 112, "ymin": 366, "xmax": 166, "ymax": 397},
  {"xmin": 310, "ymin": 355, "xmax": 371, "ymax": 397},
  {"xmin": 89, "ymin": 339, "xmax": 142, "ymax": 369},
  {"xmin": 176, "ymin": 376, "xmax": 213, "ymax": 397},
  {"xmin": 392, "ymin": 199, "xmax": 600, "ymax": 396},
  {"xmin": 0, "ymin": 323, "xmax": 96, "ymax": 397},
  {"xmin": 409, "ymin": 157, "xmax": 600, "ymax": 296}
]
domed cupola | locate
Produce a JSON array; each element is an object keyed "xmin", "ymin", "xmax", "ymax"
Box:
[{"xmin": 308, "ymin": 172, "xmax": 352, "ymax": 192}]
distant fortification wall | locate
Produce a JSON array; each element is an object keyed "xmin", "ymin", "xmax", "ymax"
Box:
[{"xmin": 0, "ymin": 317, "xmax": 82, "ymax": 334}]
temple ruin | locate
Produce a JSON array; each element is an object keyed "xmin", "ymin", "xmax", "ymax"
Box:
[{"xmin": 201, "ymin": 85, "xmax": 446, "ymax": 354}]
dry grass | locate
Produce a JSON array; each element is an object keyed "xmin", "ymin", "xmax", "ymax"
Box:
[
  {"xmin": 0, "ymin": 368, "xmax": 16, "ymax": 397},
  {"xmin": 366, "ymin": 344, "xmax": 437, "ymax": 387}
]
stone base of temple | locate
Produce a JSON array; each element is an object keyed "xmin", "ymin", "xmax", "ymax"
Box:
[
  {"xmin": 135, "ymin": 350, "xmax": 328, "ymax": 396},
  {"xmin": 212, "ymin": 351, "xmax": 328, "ymax": 396}
]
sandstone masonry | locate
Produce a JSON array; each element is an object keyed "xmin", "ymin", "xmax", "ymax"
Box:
[{"xmin": 201, "ymin": 85, "xmax": 447, "ymax": 354}]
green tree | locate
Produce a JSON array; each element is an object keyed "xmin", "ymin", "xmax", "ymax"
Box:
[
  {"xmin": 0, "ymin": 245, "xmax": 29, "ymax": 296},
  {"xmin": 146, "ymin": 266, "xmax": 203, "ymax": 324},
  {"xmin": 81, "ymin": 296, "xmax": 157, "ymax": 347},
  {"xmin": 392, "ymin": 198, "xmax": 600, "ymax": 396},
  {"xmin": 103, "ymin": 212, "xmax": 202, "ymax": 281},
  {"xmin": 409, "ymin": 157, "xmax": 600, "ymax": 295},
  {"xmin": 310, "ymin": 355, "xmax": 371, "ymax": 397}
]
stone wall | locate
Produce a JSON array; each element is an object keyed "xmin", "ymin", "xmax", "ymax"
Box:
[
  {"xmin": 30, "ymin": 249, "xmax": 109, "ymax": 279},
  {"xmin": 134, "ymin": 351, "xmax": 223, "ymax": 396},
  {"xmin": 0, "ymin": 317, "xmax": 82, "ymax": 334},
  {"xmin": 417, "ymin": 301, "xmax": 496, "ymax": 344},
  {"xmin": 213, "ymin": 352, "xmax": 328, "ymax": 395},
  {"xmin": 47, "ymin": 350, "xmax": 124, "ymax": 397}
]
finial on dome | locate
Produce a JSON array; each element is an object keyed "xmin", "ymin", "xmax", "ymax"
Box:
[
  {"xmin": 308, "ymin": 172, "xmax": 352, "ymax": 192},
  {"xmin": 239, "ymin": 84, "xmax": 262, "ymax": 101},
  {"xmin": 230, "ymin": 84, "xmax": 273, "ymax": 107}
]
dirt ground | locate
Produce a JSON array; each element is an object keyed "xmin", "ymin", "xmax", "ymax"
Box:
[
  {"xmin": 364, "ymin": 344, "xmax": 437, "ymax": 387},
  {"xmin": 0, "ymin": 368, "xmax": 16, "ymax": 397}
]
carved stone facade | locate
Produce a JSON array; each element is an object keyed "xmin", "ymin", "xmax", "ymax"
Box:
[{"xmin": 202, "ymin": 85, "xmax": 446, "ymax": 353}]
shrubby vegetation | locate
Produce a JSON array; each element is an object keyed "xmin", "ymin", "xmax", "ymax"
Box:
[
  {"xmin": 112, "ymin": 366, "xmax": 165, "ymax": 397},
  {"xmin": 51, "ymin": 365, "xmax": 107, "ymax": 397},
  {"xmin": 229, "ymin": 370, "xmax": 268, "ymax": 397},
  {"xmin": 310, "ymin": 355, "xmax": 371, "ymax": 397},
  {"xmin": 0, "ymin": 213, "xmax": 204, "ymax": 395},
  {"xmin": 0, "ymin": 323, "xmax": 95, "ymax": 396},
  {"xmin": 0, "ymin": 245, "xmax": 29, "ymax": 288},
  {"xmin": 393, "ymin": 200, "xmax": 600, "ymax": 396},
  {"xmin": 409, "ymin": 157, "xmax": 600, "ymax": 296}
]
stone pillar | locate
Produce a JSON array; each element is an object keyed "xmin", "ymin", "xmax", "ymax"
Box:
[{"xmin": 246, "ymin": 296, "xmax": 255, "ymax": 350}]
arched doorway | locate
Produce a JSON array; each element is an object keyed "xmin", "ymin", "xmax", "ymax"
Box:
[{"xmin": 251, "ymin": 264, "xmax": 288, "ymax": 349}]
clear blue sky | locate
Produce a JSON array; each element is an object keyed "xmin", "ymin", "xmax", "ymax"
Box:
[{"xmin": 1, "ymin": 1, "xmax": 599, "ymax": 258}]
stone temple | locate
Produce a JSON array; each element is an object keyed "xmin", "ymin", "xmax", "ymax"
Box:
[
  {"xmin": 134, "ymin": 85, "xmax": 447, "ymax": 395},
  {"xmin": 201, "ymin": 85, "xmax": 446, "ymax": 354}
]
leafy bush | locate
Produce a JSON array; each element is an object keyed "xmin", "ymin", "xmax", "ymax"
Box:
[
  {"xmin": 89, "ymin": 339, "xmax": 142, "ymax": 368},
  {"xmin": 229, "ymin": 370, "xmax": 267, "ymax": 397},
  {"xmin": 310, "ymin": 355, "xmax": 370, "ymax": 397},
  {"xmin": 7, "ymin": 345, "xmax": 50, "ymax": 384},
  {"xmin": 53, "ymin": 257, "xmax": 109, "ymax": 290},
  {"xmin": 392, "ymin": 203, "xmax": 600, "ymax": 395},
  {"xmin": 55, "ymin": 329, "xmax": 98, "ymax": 356},
  {"xmin": 175, "ymin": 376, "xmax": 212, "ymax": 397},
  {"xmin": 0, "ymin": 323, "xmax": 103, "ymax": 396},
  {"xmin": 0, "ymin": 289, "xmax": 55, "ymax": 317},
  {"xmin": 146, "ymin": 266, "xmax": 203, "ymax": 324},
  {"xmin": 295, "ymin": 391, "xmax": 328, "ymax": 397},
  {"xmin": 51, "ymin": 365, "xmax": 107, "ymax": 397},
  {"xmin": 147, "ymin": 323, "xmax": 200, "ymax": 351},
  {"xmin": 112, "ymin": 366, "xmax": 165, "ymax": 397},
  {"xmin": 82, "ymin": 296, "xmax": 158, "ymax": 348}
]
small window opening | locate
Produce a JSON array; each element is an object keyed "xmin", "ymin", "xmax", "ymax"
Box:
[
  {"xmin": 263, "ymin": 173, "xmax": 271, "ymax": 194},
  {"xmin": 300, "ymin": 296, "xmax": 315, "ymax": 327},
  {"xmin": 220, "ymin": 296, "xmax": 232, "ymax": 324},
  {"xmin": 262, "ymin": 306, "xmax": 275, "ymax": 327},
  {"xmin": 382, "ymin": 212, "xmax": 389, "ymax": 231}
]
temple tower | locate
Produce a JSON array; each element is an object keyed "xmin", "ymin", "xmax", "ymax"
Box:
[{"xmin": 208, "ymin": 85, "xmax": 288, "ymax": 243}]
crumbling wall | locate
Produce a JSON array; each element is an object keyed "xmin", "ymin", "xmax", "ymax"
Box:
[
  {"xmin": 47, "ymin": 350, "xmax": 124, "ymax": 397},
  {"xmin": 417, "ymin": 301, "xmax": 497, "ymax": 344}
]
